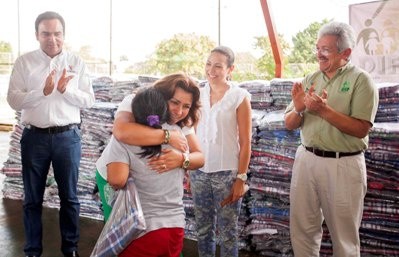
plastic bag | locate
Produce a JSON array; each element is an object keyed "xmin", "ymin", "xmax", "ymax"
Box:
[{"xmin": 90, "ymin": 177, "xmax": 146, "ymax": 257}]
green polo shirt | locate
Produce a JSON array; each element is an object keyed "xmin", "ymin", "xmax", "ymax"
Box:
[{"xmin": 285, "ymin": 63, "xmax": 379, "ymax": 152}]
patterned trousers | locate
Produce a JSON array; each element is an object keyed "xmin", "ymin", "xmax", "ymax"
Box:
[{"xmin": 189, "ymin": 170, "xmax": 241, "ymax": 257}]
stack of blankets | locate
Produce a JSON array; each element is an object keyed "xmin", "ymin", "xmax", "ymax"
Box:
[
  {"xmin": 245, "ymin": 80, "xmax": 399, "ymax": 256},
  {"xmin": 245, "ymin": 78, "xmax": 298, "ymax": 256},
  {"xmin": 1, "ymin": 77, "xmax": 398, "ymax": 255},
  {"xmin": 360, "ymin": 82, "xmax": 399, "ymax": 256}
]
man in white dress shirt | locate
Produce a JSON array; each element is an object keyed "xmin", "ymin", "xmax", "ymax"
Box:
[{"xmin": 7, "ymin": 11, "xmax": 95, "ymax": 257}]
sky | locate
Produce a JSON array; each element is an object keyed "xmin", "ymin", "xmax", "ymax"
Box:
[{"xmin": 0, "ymin": 0, "xmax": 370, "ymax": 63}]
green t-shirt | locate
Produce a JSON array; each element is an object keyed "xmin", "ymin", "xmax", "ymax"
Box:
[{"xmin": 285, "ymin": 63, "xmax": 379, "ymax": 152}]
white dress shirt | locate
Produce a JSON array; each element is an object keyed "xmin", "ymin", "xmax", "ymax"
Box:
[{"xmin": 7, "ymin": 49, "xmax": 95, "ymax": 127}]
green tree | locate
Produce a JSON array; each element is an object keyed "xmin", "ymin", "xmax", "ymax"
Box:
[
  {"xmin": 142, "ymin": 33, "xmax": 216, "ymax": 79},
  {"xmin": 286, "ymin": 19, "xmax": 330, "ymax": 77},
  {"xmin": 0, "ymin": 41, "xmax": 12, "ymax": 52},
  {"xmin": 253, "ymin": 34, "xmax": 291, "ymax": 80},
  {"xmin": 232, "ymin": 51, "xmax": 258, "ymax": 82},
  {"xmin": 289, "ymin": 19, "xmax": 330, "ymax": 64},
  {"xmin": 0, "ymin": 41, "xmax": 13, "ymax": 74}
]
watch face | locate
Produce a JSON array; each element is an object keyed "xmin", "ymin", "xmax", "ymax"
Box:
[
  {"xmin": 182, "ymin": 153, "xmax": 190, "ymax": 169},
  {"xmin": 237, "ymin": 173, "xmax": 247, "ymax": 181},
  {"xmin": 183, "ymin": 161, "xmax": 189, "ymax": 169}
]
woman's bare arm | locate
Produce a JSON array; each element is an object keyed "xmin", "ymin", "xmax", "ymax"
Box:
[
  {"xmin": 107, "ymin": 162, "xmax": 129, "ymax": 189},
  {"xmin": 113, "ymin": 111, "xmax": 188, "ymax": 151},
  {"xmin": 147, "ymin": 132, "xmax": 204, "ymax": 172}
]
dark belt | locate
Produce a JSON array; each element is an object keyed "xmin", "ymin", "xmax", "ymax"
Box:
[
  {"xmin": 304, "ymin": 146, "xmax": 362, "ymax": 158},
  {"xmin": 27, "ymin": 124, "xmax": 79, "ymax": 134}
]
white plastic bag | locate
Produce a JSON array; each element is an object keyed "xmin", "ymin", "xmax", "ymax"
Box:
[{"xmin": 90, "ymin": 177, "xmax": 146, "ymax": 257}]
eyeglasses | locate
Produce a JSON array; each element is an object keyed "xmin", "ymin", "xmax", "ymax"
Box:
[{"xmin": 313, "ymin": 48, "xmax": 335, "ymax": 56}]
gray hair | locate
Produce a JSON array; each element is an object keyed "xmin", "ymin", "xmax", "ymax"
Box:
[{"xmin": 318, "ymin": 21, "xmax": 356, "ymax": 52}]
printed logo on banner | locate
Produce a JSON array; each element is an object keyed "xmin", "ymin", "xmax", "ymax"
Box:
[{"xmin": 350, "ymin": 0, "xmax": 399, "ymax": 83}]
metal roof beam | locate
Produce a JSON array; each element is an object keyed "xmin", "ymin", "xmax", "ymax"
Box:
[{"xmin": 260, "ymin": 0, "xmax": 284, "ymax": 78}]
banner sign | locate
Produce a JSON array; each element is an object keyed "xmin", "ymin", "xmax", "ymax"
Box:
[{"xmin": 350, "ymin": 0, "xmax": 399, "ymax": 83}]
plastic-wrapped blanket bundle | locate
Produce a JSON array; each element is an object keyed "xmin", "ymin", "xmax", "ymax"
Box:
[
  {"xmin": 92, "ymin": 76, "xmax": 114, "ymax": 102},
  {"xmin": 238, "ymin": 80, "xmax": 274, "ymax": 111},
  {"xmin": 361, "ymin": 122, "xmax": 399, "ymax": 256},
  {"xmin": 269, "ymin": 78, "xmax": 301, "ymax": 109},
  {"xmin": 90, "ymin": 178, "xmax": 146, "ymax": 257},
  {"xmin": 375, "ymin": 82, "xmax": 399, "ymax": 122}
]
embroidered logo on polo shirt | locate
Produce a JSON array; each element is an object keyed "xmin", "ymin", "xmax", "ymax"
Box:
[
  {"xmin": 340, "ymin": 81, "xmax": 350, "ymax": 92},
  {"xmin": 67, "ymin": 65, "xmax": 77, "ymax": 74}
]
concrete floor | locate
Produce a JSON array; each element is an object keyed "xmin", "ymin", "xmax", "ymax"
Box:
[
  {"xmin": 0, "ymin": 197, "xmax": 103, "ymax": 257},
  {"xmin": 0, "ymin": 130, "xmax": 259, "ymax": 257},
  {"xmin": 0, "ymin": 197, "xmax": 258, "ymax": 256}
]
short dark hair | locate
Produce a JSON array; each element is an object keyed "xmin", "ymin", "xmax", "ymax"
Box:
[
  {"xmin": 35, "ymin": 11, "xmax": 65, "ymax": 35},
  {"xmin": 131, "ymin": 87, "xmax": 169, "ymax": 158}
]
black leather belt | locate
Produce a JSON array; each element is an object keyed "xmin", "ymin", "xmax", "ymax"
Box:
[
  {"xmin": 27, "ymin": 124, "xmax": 79, "ymax": 134},
  {"xmin": 304, "ymin": 146, "xmax": 362, "ymax": 158}
]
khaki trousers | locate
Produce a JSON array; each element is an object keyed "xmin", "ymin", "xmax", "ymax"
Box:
[{"xmin": 290, "ymin": 145, "xmax": 367, "ymax": 257}]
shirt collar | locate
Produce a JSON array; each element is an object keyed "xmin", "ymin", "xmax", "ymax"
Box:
[
  {"xmin": 38, "ymin": 48, "xmax": 64, "ymax": 59},
  {"xmin": 322, "ymin": 61, "xmax": 352, "ymax": 80}
]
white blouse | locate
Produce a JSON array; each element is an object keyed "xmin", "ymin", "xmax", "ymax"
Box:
[{"xmin": 196, "ymin": 82, "xmax": 251, "ymax": 173}]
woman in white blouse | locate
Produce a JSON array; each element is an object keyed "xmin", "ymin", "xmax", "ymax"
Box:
[{"xmin": 190, "ymin": 46, "xmax": 252, "ymax": 257}]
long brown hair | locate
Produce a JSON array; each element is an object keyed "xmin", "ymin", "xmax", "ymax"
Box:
[{"xmin": 153, "ymin": 72, "xmax": 201, "ymax": 128}]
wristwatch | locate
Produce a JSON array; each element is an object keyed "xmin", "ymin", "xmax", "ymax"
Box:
[
  {"xmin": 236, "ymin": 173, "xmax": 248, "ymax": 182},
  {"xmin": 182, "ymin": 152, "xmax": 190, "ymax": 169},
  {"xmin": 293, "ymin": 108, "xmax": 304, "ymax": 117}
]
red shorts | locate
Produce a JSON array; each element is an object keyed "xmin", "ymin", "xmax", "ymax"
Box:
[{"xmin": 119, "ymin": 227, "xmax": 184, "ymax": 257}]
